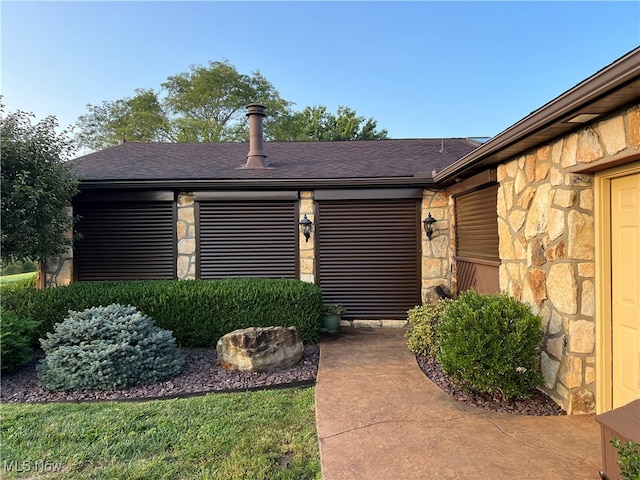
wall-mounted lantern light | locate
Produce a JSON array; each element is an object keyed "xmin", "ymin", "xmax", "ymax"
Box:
[
  {"xmin": 423, "ymin": 213, "xmax": 437, "ymax": 241},
  {"xmin": 300, "ymin": 215, "xmax": 313, "ymax": 242}
]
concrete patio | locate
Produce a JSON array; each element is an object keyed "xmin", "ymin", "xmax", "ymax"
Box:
[{"xmin": 315, "ymin": 327, "xmax": 602, "ymax": 479}]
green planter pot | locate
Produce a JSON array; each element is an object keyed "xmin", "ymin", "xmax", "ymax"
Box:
[{"xmin": 321, "ymin": 314, "xmax": 341, "ymax": 333}]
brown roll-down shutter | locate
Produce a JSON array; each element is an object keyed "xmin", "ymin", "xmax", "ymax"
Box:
[
  {"xmin": 74, "ymin": 202, "xmax": 176, "ymax": 281},
  {"xmin": 198, "ymin": 201, "xmax": 297, "ymax": 279},
  {"xmin": 455, "ymin": 184, "xmax": 499, "ymax": 263},
  {"xmin": 316, "ymin": 198, "xmax": 420, "ymax": 320}
]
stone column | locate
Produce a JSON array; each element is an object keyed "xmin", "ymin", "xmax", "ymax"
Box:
[
  {"xmin": 44, "ymin": 206, "xmax": 74, "ymax": 287},
  {"xmin": 44, "ymin": 250, "xmax": 73, "ymax": 287},
  {"xmin": 421, "ymin": 190, "xmax": 452, "ymax": 303},
  {"xmin": 176, "ymin": 194, "xmax": 196, "ymax": 280},
  {"xmin": 299, "ymin": 191, "xmax": 315, "ymax": 283}
]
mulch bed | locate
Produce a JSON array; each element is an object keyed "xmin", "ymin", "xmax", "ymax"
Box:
[
  {"xmin": 3, "ymin": 341, "xmax": 565, "ymax": 416},
  {"xmin": 416, "ymin": 354, "xmax": 566, "ymax": 416},
  {"xmin": 0, "ymin": 346, "xmax": 319, "ymax": 404}
]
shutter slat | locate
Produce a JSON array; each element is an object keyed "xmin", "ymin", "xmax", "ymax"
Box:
[
  {"xmin": 199, "ymin": 201, "xmax": 296, "ymax": 279},
  {"xmin": 74, "ymin": 202, "xmax": 175, "ymax": 281},
  {"xmin": 455, "ymin": 185, "xmax": 499, "ymax": 262},
  {"xmin": 317, "ymin": 199, "xmax": 420, "ymax": 320},
  {"xmin": 455, "ymin": 185, "xmax": 500, "ymax": 294}
]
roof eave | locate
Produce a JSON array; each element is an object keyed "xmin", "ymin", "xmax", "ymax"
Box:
[
  {"xmin": 78, "ymin": 175, "xmax": 437, "ymax": 191},
  {"xmin": 434, "ymin": 47, "xmax": 640, "ymax": 186}
]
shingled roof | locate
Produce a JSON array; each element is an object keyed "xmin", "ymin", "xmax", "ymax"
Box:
[{"xmin": 73, "ymin": 138, "xmax": 479, "ymax": 188}]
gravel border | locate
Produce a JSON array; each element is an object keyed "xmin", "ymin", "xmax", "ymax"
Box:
[
  {"xmin": 0, "ymin": 345, "xmax": 319, "ymax": 404},
  {"xmin": 3, "ymin": 344, "xmax": 564, "ymax": 416}
]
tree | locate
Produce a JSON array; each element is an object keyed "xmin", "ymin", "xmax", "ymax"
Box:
[
  {"xmin": 75, "ymin": 60, "xmax": 388, "ymax": 150},
  {"xmin": 1, "ymin": 105, "xmax": 79, "ymax": 262},
  {"xmin": 277, "ymin": 105, "xmax": 388, "ymax": 141},
  {"xmin": 76, "ymin": 60, "xmax": 293, "ymax": 150},
  {"xmin": 76, "ymin": 89, "xmax": 170, "ymax": 151},
  {"xmin": 163, "ymin": 61, "xmax": 292, "ymax": 143}
]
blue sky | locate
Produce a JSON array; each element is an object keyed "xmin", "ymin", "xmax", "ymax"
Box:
[{"xmin": 1, "ymin": 1, "xmax": 639, "ymax": 142}]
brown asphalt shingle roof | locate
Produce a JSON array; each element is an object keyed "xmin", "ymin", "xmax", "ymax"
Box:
[{"xmin": 74, "ymin": 139, "xmax": 480, "ymax": 182}]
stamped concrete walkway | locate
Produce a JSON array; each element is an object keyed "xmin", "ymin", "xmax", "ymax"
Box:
[{"xmin": 315, "ymin": 328, "xmax": 602, "ymax": 480}]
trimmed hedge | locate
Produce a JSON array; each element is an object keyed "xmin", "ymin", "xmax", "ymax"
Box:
[
  {"xmin": 436, "ymin": 290, "xmax": 544, "ymax": 400},
  {"xmin": 0, "ymin": 278, "xmax": 323, "ymax": 347},
  {"xmin": 0, "ymin": 307, "xmax": 40, "ymax": 373}
]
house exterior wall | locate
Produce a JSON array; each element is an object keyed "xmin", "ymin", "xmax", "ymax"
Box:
[
  {"xmin": 415, "ymin": 104, "xmax": 640, "ymax": 414},
  {"xmin": 178, "ymin": 192, "xmax": 308, "ymax": 281},
  {"xmin": 299, "ymin": 191, "xmax": 316, "ymax": 284},
  {"xmin": 495, "ymin": 104, "xmax": 640, "ymax": 414},
  {"xmin": 43, "ymin": 206, "xmax": 74, "ymax": 287},
  {"xmin": 44, "ymin": 245, "xmax": 73, "ymax": 287},
  {"xmin": 49, "ymin": 189, "xmax": 449, "ymax": 316},
  {"xmin": 176, "ymin": 194, "xmax": 197, "ymax": 280},
  {"xmin": 420, "ymin": 190, "xmax": 454, "ymax": 302},
  {"xmin": 46, "ymin": 192, "xmax": 316, "ymax": 286}
]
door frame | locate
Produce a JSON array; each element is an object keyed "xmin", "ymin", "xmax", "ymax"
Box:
[{"xmin": 594, "ymin": 160, "xmax": 640, "ymax": 413}]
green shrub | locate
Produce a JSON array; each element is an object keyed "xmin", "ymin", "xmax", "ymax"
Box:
[
  {"xmin": 37, "ymin": 304, "xmax": 185, "ymax": 391},
  {"xmin": 1, "ymin": 259, "xmax": 37, "ymax": 275},
  {"xmin": 1, "ymin": 278, "xmax": 323, "ymax": 347},
  {"xmin": 405, "ymin": 300, "xmax": 450, "ymax": 357},
  {"xmin": 611, "ymin": 437, "xmax": 640, "ymax": 480},
  {"xmin": 0, "ymin": 274, "xmax": 36, "ymax": 289},
  {"xmin": 0, "ymin": 308, "xmax": 40, "ymax": 373},
  {"xmin": 322, "ymin": 303, "xmax": 346, "ymax": 316},
  {"xmin": 436, "ymin": 290, "xmax": 544, "ymax": 400}
]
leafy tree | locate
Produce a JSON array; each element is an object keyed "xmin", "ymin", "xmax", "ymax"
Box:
[
  {"xmin": 163, "ymin": 61, "xmax": 292, "ymax": 143},
  {"xmin": 279, "ymin": 105, "xmax": 388, "ymax": 141},
  {"xmin": 76, "ymin": 60, "xmax": 387, "ymax": 150},
  {"xmin": 1, "ymin": 105, "xmax": 79, "ymax": 262},
  {"xmin": 1, "ymin": 259, "xmax": 37, "ymax": 275},
  {"xmin": 77, "ymin": 60, "xmax": 292, "ymax": 149},
  {"xmin": 76, "ymin": 89, "xmax": 170, "ymax": 151}
]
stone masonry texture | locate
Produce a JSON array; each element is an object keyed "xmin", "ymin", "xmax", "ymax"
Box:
[
  {"xmin": 494, "ymin": 104, "xmax": 640, "ymax": 413},
  {"xmin": 420, "ymin": 104, "xmax": 639, "ymax": 413},
  {"xmin": 176, "ymin": 194, "xmax": 196, "ymax": 280}
]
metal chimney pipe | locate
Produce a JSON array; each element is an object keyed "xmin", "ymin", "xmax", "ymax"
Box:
[{"xmin": 245, "ymin": 103, "xmax": 269, "ymax": 169}]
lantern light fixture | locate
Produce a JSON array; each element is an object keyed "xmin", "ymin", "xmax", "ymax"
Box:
[
  {"xmin": 299, "ymin": 214, "xmax": 313, "ymax": 242},
  {"xmin": 423, "ymin": 213, "xmax": 437, "ymax": 241}
]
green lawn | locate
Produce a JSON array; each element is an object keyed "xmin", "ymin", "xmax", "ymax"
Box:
[
  {"xmin": 0, "ymin": 272, "xmax": 36, "ymax": 285},
  {"xmin": 0, "ymin": 388, "xmax": 321, "ymax": 479}
]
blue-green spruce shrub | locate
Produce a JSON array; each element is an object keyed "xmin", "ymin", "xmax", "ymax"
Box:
[
  {"xmin": 436, "ymin": 290, "xmax": 544, "ymax": 400},
  {"xmin": 37, "ymin": 304, "xmax": 185, "ymax": 391},
  {"xmin": 1, "ymin": 308, "xmax": 40, "ymax": 373}
]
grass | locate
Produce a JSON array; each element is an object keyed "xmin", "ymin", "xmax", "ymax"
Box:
[
  {"xmin": 0, "ymin": 388, "xmax": 321, "ymax": 479},
  {"xmin": 0, "ymin": 272, "xmax": 36, "ymax": 285}
]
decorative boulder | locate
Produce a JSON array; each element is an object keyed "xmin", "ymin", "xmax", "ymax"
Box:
[{"xmin": 216, "ymin": 326, "xmax": 304, "ymax": 373}]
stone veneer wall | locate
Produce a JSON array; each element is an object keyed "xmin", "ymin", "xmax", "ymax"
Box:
[
  {"xmin": 496, "ymin": 104, "xmax": 640, "ymax": 414},
  {"xmin": 420, "ymin": 190, "xmax": 454, "ymax": 302},
  {"xmin": 44, "ymin": 246, "xmax": 73, "ymax": 287},
  {"xmin": 43, "ymin": 206, "xmax": 74, "ymax": 287},
  {"xmin": 176, "ymin": 194, "xmax": 196, "ymax": 280},
  {"xmin": 298, "ymin": 191, "xmax": 315, "ymax": 283}
]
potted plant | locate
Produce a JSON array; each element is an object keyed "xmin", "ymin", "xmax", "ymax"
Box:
[{"xmin": 322, "ymin": 303, "xmax": 346, "ymax": 333}]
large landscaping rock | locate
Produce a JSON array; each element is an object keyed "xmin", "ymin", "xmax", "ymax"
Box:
[{"xmin": 216, "ymin": 326, "xmax": 304, "ymax": 373}]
